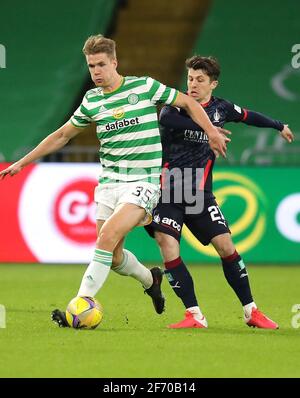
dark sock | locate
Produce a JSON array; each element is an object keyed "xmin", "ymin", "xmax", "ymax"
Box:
[
  {"xmin": 221, "ymin": 250, "xmax": 253, "ymax": 306},
  {"xmin": 164, "ymin": 257, "xmax": 198, "ymax": 308}
]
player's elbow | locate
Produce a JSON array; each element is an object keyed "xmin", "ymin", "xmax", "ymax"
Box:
[
  {"xmin": 55, "ymin": 123, "xmax": 78, "ymax": 145},
  {"xmin": 50, "ymin": 129, "xmax": 71, "ymax": 148},
  {"xmin": 183, "ymin": 94, "xmax": 197, "ymax": 112}
]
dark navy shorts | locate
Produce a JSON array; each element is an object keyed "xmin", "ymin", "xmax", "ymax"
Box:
[{"xmin": 145, "ymin": 197, "xmax": 230, "ymax": 245}]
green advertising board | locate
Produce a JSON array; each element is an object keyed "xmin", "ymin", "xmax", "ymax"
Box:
[
  {"xmin": 126, "ymin": 167, "xmax": 300, "ymax": 264},
  {"xmin": 0, "ymin": 0, "xmax": 116, "ymax": 162}
]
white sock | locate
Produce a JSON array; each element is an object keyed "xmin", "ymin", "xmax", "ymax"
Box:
[
  {"xmin": 187, "ymin": 306, "xmax": 204, "ymax": 320},
  {"xmin": 112, "ymin": 249, "xmax": 153, "ymax": 289},
  {"xmin": 243, "ymin": 302, "xmax": 257, "ymax": 318},
  {"xmin": 187, "ymin": 306, "xmax": 208, "ymax": 327},
  {"xmin": 77, "ymin": 249, "xmax": 112, "ymax": 297}
]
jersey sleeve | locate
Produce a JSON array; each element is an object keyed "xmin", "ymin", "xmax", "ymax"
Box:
[
  {"xmin": 160, "ymin": 105, "xmax": 202, "ymax": 130},
  {"xmin": 70, "ymin": 95, "xmax": 93, "ymax": 128},
  {"xmin": 223, "ymin": 99, "xmax": 284, "ymax": 130},
  {"xmin": 146, "ymin": 77, "xmax": 178, "ymax": 105},
  {"xmin": 222, "ymin": 99, "xmax": 247, "ymax": 123}
]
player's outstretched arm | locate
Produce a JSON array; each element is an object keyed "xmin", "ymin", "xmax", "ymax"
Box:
[
  {"xmin": 173, "ymin": 92, "xmax": 230, "ymax": 158},
  {"xmin": 0, "ymin": 122, "xmax": 82, "ymax": 180},
  {"xmin": 280, "ymin": 124, "xmax": 294, "ymax": 143},
  {"xmin": 234, "ymin": 106, "xmax": 295, "ymax": 143}
]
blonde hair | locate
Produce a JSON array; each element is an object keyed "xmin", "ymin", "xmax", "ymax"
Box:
[{"xmin": 82, "ymin": 34, "xmax": 116, "ymax": 58}]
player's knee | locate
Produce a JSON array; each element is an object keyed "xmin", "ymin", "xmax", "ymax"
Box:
[
  {"xmin": 217, "ymin": 241, "xmax": 235, "ymax": 258},
  {"xmin": 96, "ymin": 228, "xmax": 119, "ymax": 251},
  {"xmin": 155, "ymin": 233, "xmax": 171, "ymax": 250},
  {"xmin": 155, "ymin": 232, "xmax": 179, "ymax": 262}
]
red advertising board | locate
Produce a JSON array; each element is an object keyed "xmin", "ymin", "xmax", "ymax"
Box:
[{"xmin": 0, "ymin": 163, "xmax": 99, "ymax": 263}]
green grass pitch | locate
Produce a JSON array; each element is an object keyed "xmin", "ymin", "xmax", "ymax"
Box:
[{"xmin": 0, "ymin": 263, "xmax": 299, "ymax": 378}]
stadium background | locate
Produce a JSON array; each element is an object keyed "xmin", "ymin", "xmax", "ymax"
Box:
[{"xmin": 0, "ymin": 0, "xmax": 300, "ymax": 379}]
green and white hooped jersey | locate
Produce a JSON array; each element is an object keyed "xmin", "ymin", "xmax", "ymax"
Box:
[{"xmin": 70, "ymin": 76, "xmax": 178, "ymax": 184}]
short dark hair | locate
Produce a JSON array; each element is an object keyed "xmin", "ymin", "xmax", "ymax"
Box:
[{"xmin": 185, "ymin": 55, "xmax": 220, "ymax": 81}]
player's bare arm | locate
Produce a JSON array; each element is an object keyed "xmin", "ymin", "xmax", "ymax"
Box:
[
  {"xmin": 173, "ymin": 92, "xmax": 230, "ymax": 158},
  {"xmin": 280, "ymin": 124, "xmax": 294, "ymax": 143},
  {"xmin": 0, "ymin": 122, "xmax": 82, "ymax": 179}
]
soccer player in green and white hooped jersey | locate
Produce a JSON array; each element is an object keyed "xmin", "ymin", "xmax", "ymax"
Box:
[
  {"xmin": 0, "ymin": 35, "xmax": 229, "ymax": 327},
  {"xmin": 71, "ymin": 75, "xmax": 173, "ymax": 187}
]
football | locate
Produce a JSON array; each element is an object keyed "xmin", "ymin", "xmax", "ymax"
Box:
[{"xmin": 66, "ymin": 296, "xmax": 103, "ymax": 329}]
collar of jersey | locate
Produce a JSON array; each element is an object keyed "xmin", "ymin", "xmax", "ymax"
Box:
[
  {"xmin": 102, "ymin": 76, "xmax": 125, "ymax": 97},
  {"xmin": 200, "ymin": 96, "xmax": 213, "ymax": 108},
  {"xmin": 186, "ymin": 92, "xmax": 213, "ymax": 108}
]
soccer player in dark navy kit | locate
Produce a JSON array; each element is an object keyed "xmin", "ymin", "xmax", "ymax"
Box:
[{"xmin": 145, "ymin": 55, "xmax": 294, "ymax": 329}]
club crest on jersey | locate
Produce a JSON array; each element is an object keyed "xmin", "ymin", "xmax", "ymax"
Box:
[
  {"xmin": 213, "ymin": 109, "xmax": 220, "ymax": 122},
  {"xmin": 128, "ymin": 93, "xmax": 139, "ymax": 105},
  {"xmin": 113, "ymin": 107, "xmax": 125, "ymax": 119}
]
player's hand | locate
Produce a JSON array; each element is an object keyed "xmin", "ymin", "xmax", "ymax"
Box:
[
  {"xmin": 280, "ymin": 125, "xmax": 294, "ymax": 143},
  {"xmin": 217, "ymin": 127, "xmax": 232, "ymax": 137},
  {"xmin": 0, "ymin": 162, "xmax": 24, "ymax": 180},
  {"xmin": 208, "ymin": 128, "xmax": 231, "ymax": 158}
]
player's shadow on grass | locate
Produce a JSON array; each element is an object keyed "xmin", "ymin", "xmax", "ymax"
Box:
[
  {"xmin": 83, "ymin": 326, "xmax": 296, "ymax": 334},
  {"xmin": 196, "ymin": 325, "xmax": 296, "ymax": 336},
  {"xmin": 6, "ymin": 307, "xmax": 53, "ymax": 314}
]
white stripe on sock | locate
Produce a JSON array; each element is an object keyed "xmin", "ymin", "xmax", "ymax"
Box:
[{"xmin": 78, "ymin": 250, "xmax": 113, "ymax": 297}]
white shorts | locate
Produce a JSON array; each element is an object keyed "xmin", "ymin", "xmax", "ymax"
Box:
[{"xmin": 94, "ymin": 181, "xmax": 160, "ymax": 226}]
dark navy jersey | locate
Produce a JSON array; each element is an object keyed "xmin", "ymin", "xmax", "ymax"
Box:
[{"xmin": 159, "ymin": 96, "xmax": 284, "ymax": 197}]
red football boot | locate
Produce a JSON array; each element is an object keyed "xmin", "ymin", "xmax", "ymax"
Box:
[
  {"xmin": 245, "ymin": 308, "xmax": 279, "ymax": 329},
  {"xmin": 168, "ymin": 310, "xmax": 208, "ymax": 329}
]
